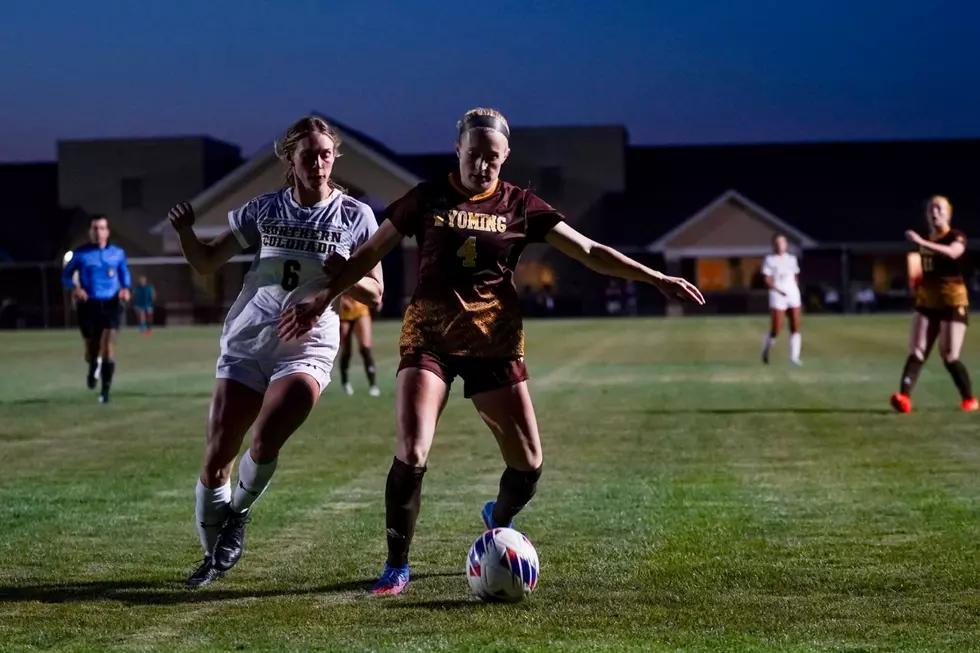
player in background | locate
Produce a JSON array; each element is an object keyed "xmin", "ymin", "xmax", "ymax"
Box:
[
  {"xmin": 760, "ymin": 234, "xmax": 803, "ymax": 366},
  {"xmin": 168, "ymin": 116, "xmax": 383, "ymax": 588},
  {"xmin": 133, "ymin": 275, "xmax": 157, "ymax": 334},
  {"xmin": 278, "ymin": 107, "xmax": 705, "ymax": 595},
  {"xmin": 61, "ymin": 215, "xmax": 132, "ymax": 403},
  {"xmin": 338, "ymin": 294, "xmax": 380, "ymax": 396},
  {"xmin": 891, "ymin": 196, "xmax": 977, "ymax": 413}
]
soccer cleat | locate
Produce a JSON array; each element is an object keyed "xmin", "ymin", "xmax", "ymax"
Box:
[
  {"xmin": 98, "ymin": 393, "xmax": 110, "ymax": 404},
  {"xmin": 481, "ymin": 500, "xmax": 513, "ymax": 530},
  {"xmin": 211, "ymin": 510, "xmax": 250, "ymax": 572},
  {"xmin": 890, "ymin": 392, "xmax": 912, "ymax": 413},
  {"xmin": 791, "ymin": 358, "xmax": 803, "ymax": 367},
  {"xmin": 184, "ymin": 556, "xmax": 225, "ymax": 589},
  {"xmin": 761, "ymin": 349, "xmax": 770, "ymax": 365},
  {"xmin": 343, "ymin": 383, "xmax": 354, "ymax": 396},
  {"xmin": 368, "ymin": 386, "xmax": 381, "ymax": 397},
  {"xmin": 962, "ymin": 397, "xmax": 979, "ymax": 412},
  {"xmin": 370, "ymin": 563, "xmax": 410, "ymax": 595}
]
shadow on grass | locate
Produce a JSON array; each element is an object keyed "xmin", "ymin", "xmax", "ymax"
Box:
[
  {"xmin": 0, "ymin": 572, "xmax": 464, "ymax": 606},
  {"xmin": 1, "ymin": 390, "xmax": 206, "ymax": 406},
  {"xmin": 642, "ymin": 407, "xmax": 913, "ymax": 416}
]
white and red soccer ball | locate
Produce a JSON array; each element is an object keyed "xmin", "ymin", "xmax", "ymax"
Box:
[{"xmin": 466, "ymin": 527, "xmax": 540, "ymax": 602}]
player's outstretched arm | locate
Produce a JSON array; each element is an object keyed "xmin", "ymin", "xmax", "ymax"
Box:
[
  {"xmin": 325, "ymin": 253, "xmax": 384, "ymax": 307},
  {"xmin": 906, "ymin": 230, "xmax": 965, "ymax": 259},
  {"xmin": 322, "ymin": 221, "xmax": 402, "ymax": 304},
  {"xmin": 545, "ymin": 222, "xmax": 705, "ymax": 305},
  {"xmin": 278, "ymin": 222, "xmax": 401, "ymax": 341},
  {"xmin": 168, "ymin": 202, "xmax": 243, "ymax": 275}
]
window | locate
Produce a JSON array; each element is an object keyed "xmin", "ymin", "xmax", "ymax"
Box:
[
  {"xmin": 121, "ymin": 178, "xmax": 143, "ymax": 210},
  {"xmin": 539, "ymin": 167, "xmax": 563, "ymax": 196}
]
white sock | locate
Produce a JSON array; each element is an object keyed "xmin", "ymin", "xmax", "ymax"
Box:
[
  {"xmin": 195, "ymin": 479, "xmax": 231, "ymax": 556},
  {"xmin": 790, "ymin": 332, "xmax": 802, "ymax": 361},
  {"xmin": 94, "ymin": 356, "xmax": 103, "ymax": 379},
  {"xmin": 762, "ymin": 334, "xmax": 776, "ymax": 355},
  {"xmin": 231, "ymin": 449, "xmax": 278, "ymax": 514}
]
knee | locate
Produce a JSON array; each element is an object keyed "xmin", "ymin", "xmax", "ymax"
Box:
[
  {"xmin": 910, "ymin": 346, "xmax": 927, "ymax": 361},
  {"xmin": 397, "ymin": 443, "xmax": 429, "ymax": 468},
  {"xmin": 248, "ymin": 435, "xmax": 280, "ymax": 465},
  {"xmin": 942, "ymin": 353, "xmax": 958, "ymax": 364}
]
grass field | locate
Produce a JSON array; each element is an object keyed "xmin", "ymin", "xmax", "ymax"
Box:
[{"xmin": 2, "ymin": 315, "xmax": 980, "ymax": 652}]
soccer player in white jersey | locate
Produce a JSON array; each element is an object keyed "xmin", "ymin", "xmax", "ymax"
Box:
[
  {"xmin": 167, "ymin": 116, "xmax": 383, "ymax": 588},
  {"xmin": 761, "ymin": 233, "xmax": 803, "ymax": 365}
]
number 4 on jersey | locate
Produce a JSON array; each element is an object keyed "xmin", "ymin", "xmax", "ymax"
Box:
[
  {"xmin": 457, "ymin": 236, "xmax": 477, "ymax": 268},
  {"xmin": 281, "ymin": 260, "xmax": 301, "ymax": 290}
]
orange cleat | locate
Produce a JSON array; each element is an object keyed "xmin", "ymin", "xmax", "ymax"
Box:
[
  {"xmin": 890, "ymin": 393, "xmax": 912, "ymax": 413},
  {"xmin": 962, "ymin": 398, "xmax": 979, "ymax": 412}
]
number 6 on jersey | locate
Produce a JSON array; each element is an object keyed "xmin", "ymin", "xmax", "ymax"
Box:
[{"xmin": 457, "ymin": 236, "xmax": 477, "ymax": 268}]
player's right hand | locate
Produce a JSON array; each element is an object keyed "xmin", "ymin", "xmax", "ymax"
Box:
[
  {"xmin": 168, "ymin": 202, "xmax": 195, "ymax": 232},
  {"xmin": 71, "ymin": 287, "xmax": 88, "ymax": 302}
]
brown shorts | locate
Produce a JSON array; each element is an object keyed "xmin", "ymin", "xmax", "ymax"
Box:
[
  {"xmin": 916, "ymin": 305, "xmax": 969, "ymax": 325},
  {"xmin": 398, "ymin": 348, "xmax": 529, "ymax": 399}
]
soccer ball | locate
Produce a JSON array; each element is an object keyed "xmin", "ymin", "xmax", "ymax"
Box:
[{"xmin": 466, "ymin": 527, "xmax": 540, "ymax": 602}]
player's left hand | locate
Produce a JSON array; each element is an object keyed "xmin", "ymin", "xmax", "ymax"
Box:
[
  {"xmin": 119, "ymin": 288, "xmax": 132, "ymax": 302},
  {"xmin": 654, "ymin": 276, "xmax": 705, "ymax": 305},
  {"xmin": 278, "ymin": 293, "xmax": 330, "ymax": 341},
  {"xmin": 905, "ymin": 230, "xmax": 924, "ymax": 245}
]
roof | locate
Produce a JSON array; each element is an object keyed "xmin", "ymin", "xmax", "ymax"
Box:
[
  {"xmin": 648, "ymin": 189, "xmax": 818, "ymax": 251},
  {"xmin": 620, "ymin": 139, "xmax": 980, "ymax": 247},
  {"xmin": 150, "ymin": 112, "xmax": 423, "ymax": 234}
]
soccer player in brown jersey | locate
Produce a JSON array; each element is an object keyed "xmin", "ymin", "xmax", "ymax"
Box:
[
  {"xmin": 338, "ymin": 294, "xmax": 380, "ymax": 396},
  {"xmin": 891, "ymin": 196, "xmax": 978, "ymax": 413},
  {"xmin": 278, "ymin": 107, "xmax": 705, "ymax": 595}
]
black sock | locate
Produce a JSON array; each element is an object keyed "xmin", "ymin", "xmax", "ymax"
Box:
[
  {"xmin": 944, "ymin": 359, "xmax": 974, "ymax": 400},
  {"xmin": 385, "ymin": 457, "xmax": 426, "ymax": 567},
  {"xmin": 101, "ymin": 359, "xmax": 115, "ymax": 396},
  {"xmin": 900, "ymin": 355, "xmax": 924, "ymax": 395},
  {"xmin": 492, "ymin": 465, "xmax": 543, "ymax": 527},
  {"xmin": 360, "ymin": 347, "xmax": 376, "ymax": 385},
  {"xmin": 88, "ymin": 358, "xmax": 98, "ymax": 378},
  {"xmin": 339, "ymin": 349, "xmax": 351, "ymax": 385}
]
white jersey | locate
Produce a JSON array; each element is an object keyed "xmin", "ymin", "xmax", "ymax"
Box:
[
  {"xmin": 763, "ymin": 252, "xmax": 801, "ymax": 310},
  {"xmin": 220, "ymin": 188, "xmax": 378, "ymax": 362},
  {"xmin": 762, "ymin": 253, "xmax": 800, "ymax": 294}
]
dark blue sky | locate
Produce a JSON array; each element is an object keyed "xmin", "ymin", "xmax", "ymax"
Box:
[{"xmin": 2, "ymin": 0, "xmax": 978, "ymax": 162}]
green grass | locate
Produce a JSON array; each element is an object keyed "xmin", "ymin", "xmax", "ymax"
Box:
[{"xmin": 2, "ymin": 315, "xmax": 980, "ymax": 652}]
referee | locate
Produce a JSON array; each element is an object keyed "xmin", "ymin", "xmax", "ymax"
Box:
[{"xmin": 62, "ymin": 215, "xmax": 132, "ymax": 403}]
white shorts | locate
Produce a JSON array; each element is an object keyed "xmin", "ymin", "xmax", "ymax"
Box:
[
  {"xmin": 769, "ymin": 288, "xmax": 802, "ymax": 311},
  {"xmin": 215, "ymin": 353, "xmax": 333, "ymax": 396}
]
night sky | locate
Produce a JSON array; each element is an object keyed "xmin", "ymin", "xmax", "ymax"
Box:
[{"xmin": 2, "ymin": 0, "xmax": 978, "ymax": 162}]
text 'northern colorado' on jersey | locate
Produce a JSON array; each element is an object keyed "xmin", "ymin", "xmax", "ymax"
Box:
[{"xmin": 259, "ymin": 223, "xmax": 346, "ymax": 256}]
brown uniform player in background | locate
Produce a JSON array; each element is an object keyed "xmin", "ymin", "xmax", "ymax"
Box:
[
  {"xmin": 338, "ymin": 294, "xmax": 380, "ymax": 396},
  {"xmin": 891, "ymin": 195, "xmax": 978, "ymax": 413},
  {"xmin": 278, "ymin": 107, "xmax": 705, "ymax": 595}
]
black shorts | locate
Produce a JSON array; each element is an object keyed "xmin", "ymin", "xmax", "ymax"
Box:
[
  {"xmin": 398, "ymin": 348, "xmax": 529, "ymax": 399},
  {"xmin": 916, "ymin": 305, "xmax": 969, "ymax": 326},
  {"xmin": 78, "ymin": 296, "xmax": 123, "ymax": 340}
]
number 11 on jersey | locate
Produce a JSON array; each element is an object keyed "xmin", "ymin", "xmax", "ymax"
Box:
[{"xmin": 457, "ymin": 236, "xmax": 477, "ymax": 268}]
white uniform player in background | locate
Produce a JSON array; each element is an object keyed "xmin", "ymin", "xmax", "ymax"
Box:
[
  {"xmin": 168, "ymin": 116, "xmax": 383, "ymax": 588},
  {"xmin": 761, "ymin": 233, "xmax": 803, "ymax": 365}
]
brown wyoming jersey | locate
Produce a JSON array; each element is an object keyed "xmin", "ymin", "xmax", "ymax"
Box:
[
  {"xmin": 917, "ymin": 228, "xmax": 968, "ymax": 309},
  {"xmin": 385, "ymin": 174, "xmax": 564, "ymax": 358}
]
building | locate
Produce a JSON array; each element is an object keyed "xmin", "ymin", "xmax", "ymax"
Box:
[{"xmin": 2, "ymin": 116, "xmax": 978, "ymax": 327}]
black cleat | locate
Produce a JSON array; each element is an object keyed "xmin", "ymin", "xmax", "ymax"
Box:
[
  {"xmin": 762, "ymin": 350, "xmax": 770, "ymax": 365},
  {"xmin": 86, "ymin": 371, "xmax": 97, "ymax": 389},
  {"xmin": 99, "ymin": 393, "xmax": 110, "ymax": 404},
  {"xmin": 212, "ymin": 510, "xmax": 250, "ymax": 571},
  {"xmin": 184, "ymin": 556, "xmax": 225, "ymax": 589}
]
